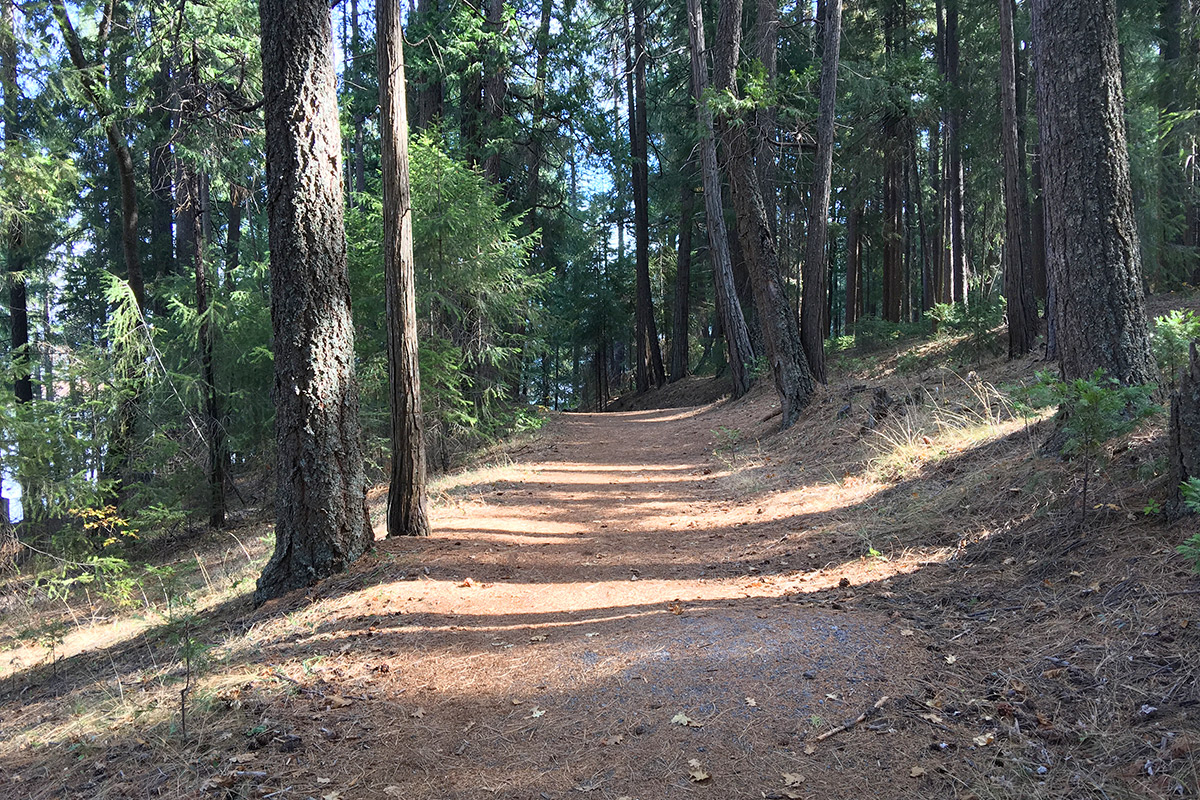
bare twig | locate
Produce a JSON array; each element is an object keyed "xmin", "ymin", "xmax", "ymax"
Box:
[{"xmin": 814, "ymin": 695, "xmax": 890, "ymax": 742}]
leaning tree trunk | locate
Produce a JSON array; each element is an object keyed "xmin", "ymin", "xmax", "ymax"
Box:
[
  {"xmin": 1031, "ymin": 0, "xmax": 1158, "ymax": 386},
  {"xmin": 713, "ymin": 0, "xmax": 816, "ymax": 427},
  {"xmin": 1000, "ymin": 0, "xmax": 1039, "ymax": 357},
  {"xmin": 379, "ymin": 0, "xmax": 431, "ymax": 539},
  {"xmin": 800, "ymin": 0, "xmax": 842, "ymax": 383},
  {"xmin": 686, "ymin": 0, "xmax": 755, "ymax": 399},
  {"xmin": 256, "ymin": 0, "xmax": 372, "ymax": 603}
]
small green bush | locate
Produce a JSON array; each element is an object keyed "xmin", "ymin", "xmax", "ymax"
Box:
[
  {"xmin": 1018, "ymin": 369, "xmax": 1160, "ymax": 524},
  {"xmin": 1176, "ymin": 479, "xmax": 1200, "ymax": 572},
  {"xmin": 931, "ymin": 290, "xmax": 1006, "ymax": 355},
  {"xmin": 1151, "ymin": 310, "xmax": 1200, "ymax": 391}
]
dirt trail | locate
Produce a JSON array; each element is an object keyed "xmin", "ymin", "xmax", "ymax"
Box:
[{"xmin": 258, "ymin": 406, "xmax": 932, "ymax": 799}]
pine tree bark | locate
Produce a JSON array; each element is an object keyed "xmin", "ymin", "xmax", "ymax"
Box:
[
  {"xmin": 256, "ymin": 0, "xmax": 372, "ymax": 603},
  {"xmin": 1031, "ymin": 0, "xmax": 1158, "ymax": 385},
  {"xmin": 686, "ymin": 0, "xmax": 754, "ymax": 398},
  {"xmin": 713, "ymin": 0, "xmax": 816, "ymax": 427},
  {"xmin": 800, "ymin": 0, "xmax": 841, "ymax": 382},
  {"xmin": 379, "ymin": 0, "xmax": 431, "ymax": 539},
  {"xmin": 1000, "ymin": 0, "xmax": 1038, "ymax": 357},
  {"xmin": 670, "ymin": 182, "xmax": 696, "ymax": 383}
]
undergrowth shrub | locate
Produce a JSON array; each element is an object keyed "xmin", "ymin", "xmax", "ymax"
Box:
[
  {"xmin": 931, "ymin": 290, "xmax": 1006, "ymax": 355},
  {"xmin": 1151, "ymin": 309, "xmax": 1200, "ymax": 391},
  {"xmin": 1018, "ymin": 370, "xmax": 1160, "ymax": 524},
  {"xmin": 1177, "ymin": 478, "xmax": 1200, "ymax": 572}
]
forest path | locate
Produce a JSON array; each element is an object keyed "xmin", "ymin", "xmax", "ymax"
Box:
[{"xmin": 288, "ymin": 405, "xmax": 935, "ymax": 799}]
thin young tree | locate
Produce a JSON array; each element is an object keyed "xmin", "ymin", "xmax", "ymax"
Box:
[
  {"xmin": 1031, "ymin": 0, "xmax": 1157, "ymax": 385},
  {"xmin": 378, "ymin": 0, "xmax": 431, "ymax": 538},
  {"xmin": 686, "ymin": 0, "xmax": 754, "ymax": 398},
  {"xmin": 2, "ymin": 0, "xmax": 31, "ymax": 406},
  {"xmin": 255, "ymin": 0, "xmax": 372, "ymax": 603},
  {"xmin": 800, "ymin": 0, "xmax": 842, "ymax": 382},
  {"xmin": 999, "ymin": 0, "xmax": 1038, "ymax": 357}
]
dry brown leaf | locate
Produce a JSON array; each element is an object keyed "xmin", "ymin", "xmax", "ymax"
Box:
[
  {"xmin": 972, "ymin": 732, "xmax": 995, "ymax": 747},
  {"xmin": 900, "ymin": 629, "xmax": 915, "ymax": 637},
  {"xmin": 322, "ymin": 792, "xmax": 341, "ymax": 800},
  {"xmin": 410, "ymin": 707, "xmax": 426, "ymax": 719},
  {"xmin": 944, "ymin": 655, "xmax": 957, "ymax": 665},
  {"xmin": 909, "ymin": 766, "xmax": 926, "ymax": 778},
  {"xmin": 782, "ymin": 772, "xmax": 806, "ymax": 786},
  {"xmin": 672, "ymin": 712, "xmax": 703, "ymax": 728},
  {"xmin": 919, "ymin": 712, "xmax": 944, "ymax": 724},
  {"xmin": 228, "ymin": 753, "xmax": 257, "ymax": 764},
  {"xmin": 529, "ymin": 634, "xmax": 548, "ymax": 643},
  {"xmin": 803, "ymin": 743, "xmax": 816, "ymax": 755},
  {"xmin": 745, "ymin": 697, "xmax": 757, "ymax": 707},
  {"xmin": 1041, "ymin": 667, "xmax": 1066, "ymax": 679},
  {"xmin": 329, "ymin": 695, "xmax": 353, "ymax": 708},
  {"xmin": 687, "ymin": 758, "xmax": 711, "ymax": 783},
  {"xmin": 529, "ymin": 706, "xmax": 546, "ymax": 718},
  {"xmin": 601, "ymin": 734, "xmax": 624, "ymax": 746}
]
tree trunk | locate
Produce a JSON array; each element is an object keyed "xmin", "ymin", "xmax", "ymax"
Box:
[
  {"xmin": 256, "ymin": 0, "xmax": 372, "ymax": 603},
  {"xmin": 713, "ymin": 0, "xmax": 816, "ymax": 428},
  {"xmin": 883, "ymin": 121, "xmax": 903, "ymax": 321},
  {"xmin": 670, "ymin": 182, "xmax": 696, "ymax": 383},
  {"xmin": 182, "ymin": 169, "xmax": 227, "ymax": 528},
  {"xmin": 1169, "ymin": 341, "xmax": 1200, "ymax": 517},
  {"xmin": 412, "ymin": 0, "xmax": 444, "ymax": 130},
  {"xmin": 754, "ymin": 0, "xmax": 779, "ymax": 231},
  {"xmin": 845, "ymin": 197, "xmax": 862, "ymax": 329},
  {"xmin": 526, "ymin": 0, "xmax": 554, "ymax": 239},
  {"xmin": 225, "ymin": 181, "xmax": 247, "ymax": 293},
  {"xmin": 1000, "ymin": 0, "xmax": 1038, "ymax": 357},
  {"xmin": 938, "ymin": 0, "xmax": 966, "ymax": 305},
  {"xmin": 1031, "ymin": 0, "xmax": 1158, "ymax": 386},
  {"xmin": 686, "ymin": 0, "xmax": 755, "ymax": 398},
  {"xmin": 2, "ymin": 0, "xmax": 31, "ymax": 404},
  {"xmin": 380, "ymin": 0, "xmax": 431, "ymax": 539},
  {"xmin": 630, "ymin": 0, "xmax": 664, "ymax": 391},
  {"xmin": 800, "ymin": 0, "xmax": 841, "ymax": 383},
  {"xmin": 482, "ymin": 0, "xmax": 507, "ymax": 183}
]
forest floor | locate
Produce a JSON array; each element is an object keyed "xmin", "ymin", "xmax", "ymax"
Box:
[{"xmin": 3, "ymin": 310, "xmax": 1200, "ymax": 799}]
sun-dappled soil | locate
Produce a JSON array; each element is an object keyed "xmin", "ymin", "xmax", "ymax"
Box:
[{"xmin": 3, "ymin": 320, "xmax": 1200, "ymax": 799}]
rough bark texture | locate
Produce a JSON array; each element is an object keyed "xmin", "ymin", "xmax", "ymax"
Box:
[
  {"xmin": 1169, "ymin": 341, "xmax": 1200, "ymax": 517},
  {"xmin": 800, "ymin": 0, "xmax": 841, "ymax": 383},
  {"xmin": 687, "ymin": 0, "xmax": 754, "ymax": 398},
  {"xmin": 1000, "ymin": 0, "xmax": 1039, "ymax": 357},
  {"xmin": 379, "ymin": 0, "xmax": 431, "ymax": 539},
  {"xmin": 753, "ymin": 0, "xmax": 779, "ymax": 230},
  {"xmin": 670, "ymin": 183, "xmax": 696, "ymax": 383},
  {"xmin": 256, "ymin": 0, "xmax": 372, "ymax": 604},
  {"xmin": 1031, "ymin": 0, "xmax": 1158, "ymax": 386},
  {"xmin": 713, "ymin": 0, "xmax": 816, "ymax": 427}
]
